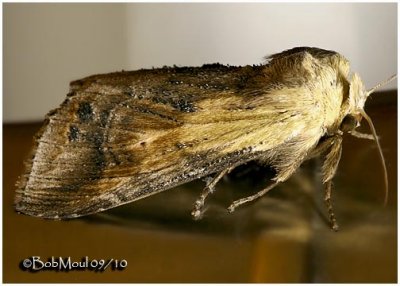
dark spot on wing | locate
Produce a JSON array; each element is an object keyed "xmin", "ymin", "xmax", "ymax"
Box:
[
  {"xmin": 100, "ymin": 110, "xmax": 110, "ymax": 127},
  {"xmin": 87, "ymin": 130, "xmax": 103, "ymax": 148},
  {"xmin": 172, "ymin": 99, "xmax": 196, "ymax": 113},
  {"xmin": 68, "ymin": 125, "xmax": 80, "ymax": 141},
  {"xmin": 86, "ymin": 130, "xmax": 106, "ymax": 168},
  {"xmin": 77, "ymin": 102, "xmax": 94, "ymax": 123}
]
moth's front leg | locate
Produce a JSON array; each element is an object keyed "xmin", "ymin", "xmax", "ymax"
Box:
[
  {"xmin": 349, "ymin": 130, "xmax": 375, "ymax": 140},
  {"xmin": 324, "ymin": 181, "xmax": 339, "ymax": 231},
  {"xmin": 322, "ymin": 135, "xmax": 343, "ymax": 231}
]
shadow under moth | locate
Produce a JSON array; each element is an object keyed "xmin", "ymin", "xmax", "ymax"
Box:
[{"xmin": 15, "ymin": 47, "xmax": 396, "ymax": 231}]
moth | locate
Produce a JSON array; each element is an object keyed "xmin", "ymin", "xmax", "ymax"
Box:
[{"xmin": 15, "ymin": 47, "xmax": 396, "ymax": 231}]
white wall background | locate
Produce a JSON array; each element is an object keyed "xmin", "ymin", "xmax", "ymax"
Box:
[{"xmin": 4, "ymin": 3, "xmax": 397, "ymax": 122}]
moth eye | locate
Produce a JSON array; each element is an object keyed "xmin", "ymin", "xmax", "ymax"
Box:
[{"xmin": 340, "ymin": 115, "xmax": 358, "ymax": 132}]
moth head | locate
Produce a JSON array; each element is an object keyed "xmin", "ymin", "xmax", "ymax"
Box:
[
  {"xmin": 339, "ymin": 73, "xmax": 364, "ymax": 132},
  {"xmin": 345, "ymin": 73, "xmax": 397, "ymax": 129},
  {"xmin": 343, "ymin": 73, "xmax": 397, "ymax": 206}
]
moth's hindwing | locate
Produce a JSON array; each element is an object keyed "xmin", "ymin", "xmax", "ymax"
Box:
[{"xmin": 15, "ymin": 47, "xmax": 349, "ymax": 219}]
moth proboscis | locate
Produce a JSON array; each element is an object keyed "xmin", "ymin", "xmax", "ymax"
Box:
[{"xmin": 15, "ymin": 47, "xmax": 396, "ymax": 231}]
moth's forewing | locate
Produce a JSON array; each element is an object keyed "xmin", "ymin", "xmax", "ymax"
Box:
[
  {"xmin": 15, "ymin": 66, "xmax": 261, "ymax": 218},
  {"xmin": 15, "ymin": 48, "xmax": 349, "ymax": 219}
]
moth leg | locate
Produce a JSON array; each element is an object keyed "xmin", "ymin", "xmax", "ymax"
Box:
[
  {"xmin": 192, "ymin": 166, "xmax": 235, "ymax": 220},
  {"xmin": 227, "ymin": 181, "xmax": 279, "ymax": 213},
  {"xmin": 322, "ymin": 135, "xmax": 342, "ymax": 231},
  {"xmin": 227, "ymin": 150, "xmax": 307, "ymax": 213},
  {"xmin": 324, "ymin": 181, "xmax": 339, "ymax": 231},
  {"xmin": 349, "ymin": 130, "xmax": 375, "ymax": 140},
  {"xmin": 227, "ymin": 143, "xmax": 313, "ymax": 213},
  {"xmin": 227, "ymin": 135, "xmax": 344, "ymax": 230}
]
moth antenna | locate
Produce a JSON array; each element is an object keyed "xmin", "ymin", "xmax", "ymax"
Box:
[
  {"xmin": 359, "ymin": 109, "xmax": 388, "ymax": 206},
  {"xmin": 366, "ymin": 74, "xmax": 397, "ymax": 96}
]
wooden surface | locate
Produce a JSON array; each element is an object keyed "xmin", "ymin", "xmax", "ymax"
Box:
[{"xmin": 3, "ymin": 91, "xmax": 397, "ymax": 282}]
